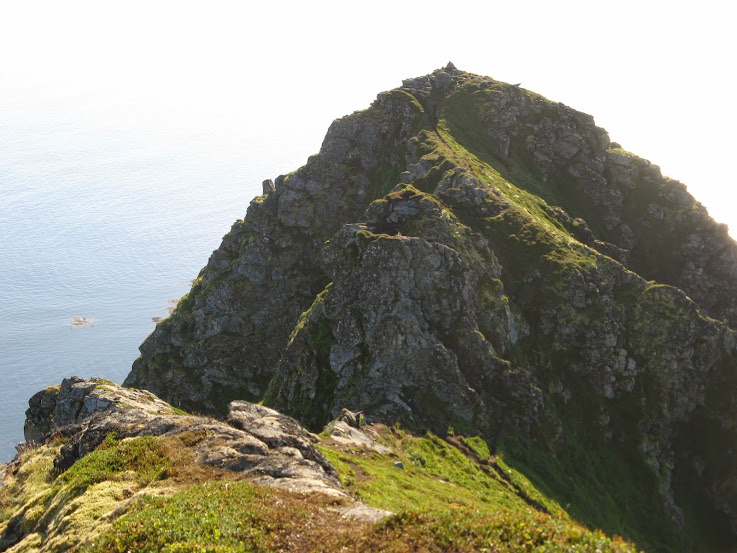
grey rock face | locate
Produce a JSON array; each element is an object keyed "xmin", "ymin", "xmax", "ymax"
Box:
[
  {"xmin": 262, "ymin": 178, "xmax": 276, "ymax": 195},
  {"xmin": 24, "ymin": 376, "xmax": 179, "ymax": 444},
  {"xmin": 227, "ymin": 400, "xmax": 337, "ymax": 478},
  {"xmin": 266, "ymin": 181, "xmax": 537, "ymax": 432},
  {"xmin": 125, "ymin": 86, "xmax": 430, "ymax": 413}
]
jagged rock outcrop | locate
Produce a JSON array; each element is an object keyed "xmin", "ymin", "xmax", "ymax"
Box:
[
  {"xmin": 124, "ymin": 86, "xmax": 429, "ymax": 412},
  {"xmin": 21, "ymin": 378, "xmax": 347, "ymax": 499},
  {"xmin": 24, "ymin": 377, "xmax": 179, "ymax": 444},
  {"xmin": 124, "ymin": 66, "xmax": 737, "ymax": 552},
  {"xmin": 2, "ymin": 379, "xmax": 393, "ymax": 552},
  {"xmin": 267, "ymin": 187, "xmax": 533, "ymax": 432}
]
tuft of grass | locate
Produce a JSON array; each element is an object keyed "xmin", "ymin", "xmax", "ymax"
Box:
[
  {"xmin": 88, "ymin": 482, "xmax": 278, "ymax": 552},
  {"xmin": 0, "ymin": 432, "xmax": 206, "ymax": 552},
  {"xmin": 85, "ymin": 481, "xmax": 363, "ymax": 553},
  {"xmin": 0, "ymin": 443, "xmax": 59, "ymax": 525},
  {"xmin": 56, "ymin": 433, "xmax": 172, "ymax": 494}
]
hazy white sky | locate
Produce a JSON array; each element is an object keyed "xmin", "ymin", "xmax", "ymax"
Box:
[{"xmin": 1, "ymin": 0, "xmax": 735, "ymax": 231}]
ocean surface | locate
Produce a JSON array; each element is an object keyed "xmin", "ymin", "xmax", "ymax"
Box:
[{"xmin": 0, "ymin": 114, "xmax": 291, "ymax": 462}]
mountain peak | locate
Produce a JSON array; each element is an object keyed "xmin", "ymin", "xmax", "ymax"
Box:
[{"xmin": 119, "ymin": 68, "xmax": 737, "ymax": 551}]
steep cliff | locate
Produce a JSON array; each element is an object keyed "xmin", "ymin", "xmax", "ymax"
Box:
[{"xmin": 116, "ymin": 65, "xmax": 737, "ymax": 551}]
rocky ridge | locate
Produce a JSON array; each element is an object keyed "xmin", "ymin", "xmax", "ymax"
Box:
[
  {"xmin": 6, "ymin": 65, "xmax": 737, "ymax": 552},
  {"xmin": 123, "ymin": 65, "xmax": 737, "ymax": 552}
]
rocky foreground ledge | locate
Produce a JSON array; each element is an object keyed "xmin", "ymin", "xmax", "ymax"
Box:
[
  {"xmin": 0, "ymin": 377, "xmax": 645, "ymax": 553},
  {"xmin": 23, "ymin": 376, "xmax": 395, "ymax": 506},
  {"xmin": 1, "ymin": 377, "xmax": 390, "ymax": 552},
  {"xmin": 22, "ymin": 377, "xmax": 347, "ymax": 498}
]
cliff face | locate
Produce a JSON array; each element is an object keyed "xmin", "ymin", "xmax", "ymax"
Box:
[
  {"xmin": 123, "ymin": 65, "xmax": 737, "ymax": 552},
  {"xmin": 124, "ymin": 86, "xmax": 426, "ymax": 411}
]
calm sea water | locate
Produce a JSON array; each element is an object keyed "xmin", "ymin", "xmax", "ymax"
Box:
[{"xmin": 0, "ymin": 114, "xmax": 288, "ymax": 461}]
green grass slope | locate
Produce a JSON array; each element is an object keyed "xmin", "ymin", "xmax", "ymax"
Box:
[{"xmin": 1, "ymin": 424, "xmax": 641, "ymax": 553}]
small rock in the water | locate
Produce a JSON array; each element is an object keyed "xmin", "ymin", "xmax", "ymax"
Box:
[
  {"xmin": 152, "ymin": 317, "xmax": 163, "ymax": 323},
  {"xmin": 394, "ymin": 461, "xmax": 405, "ymax": 470},
  {"xmin": 70, "ymin": 317, "xmax": 94, "ymax": 328}
]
